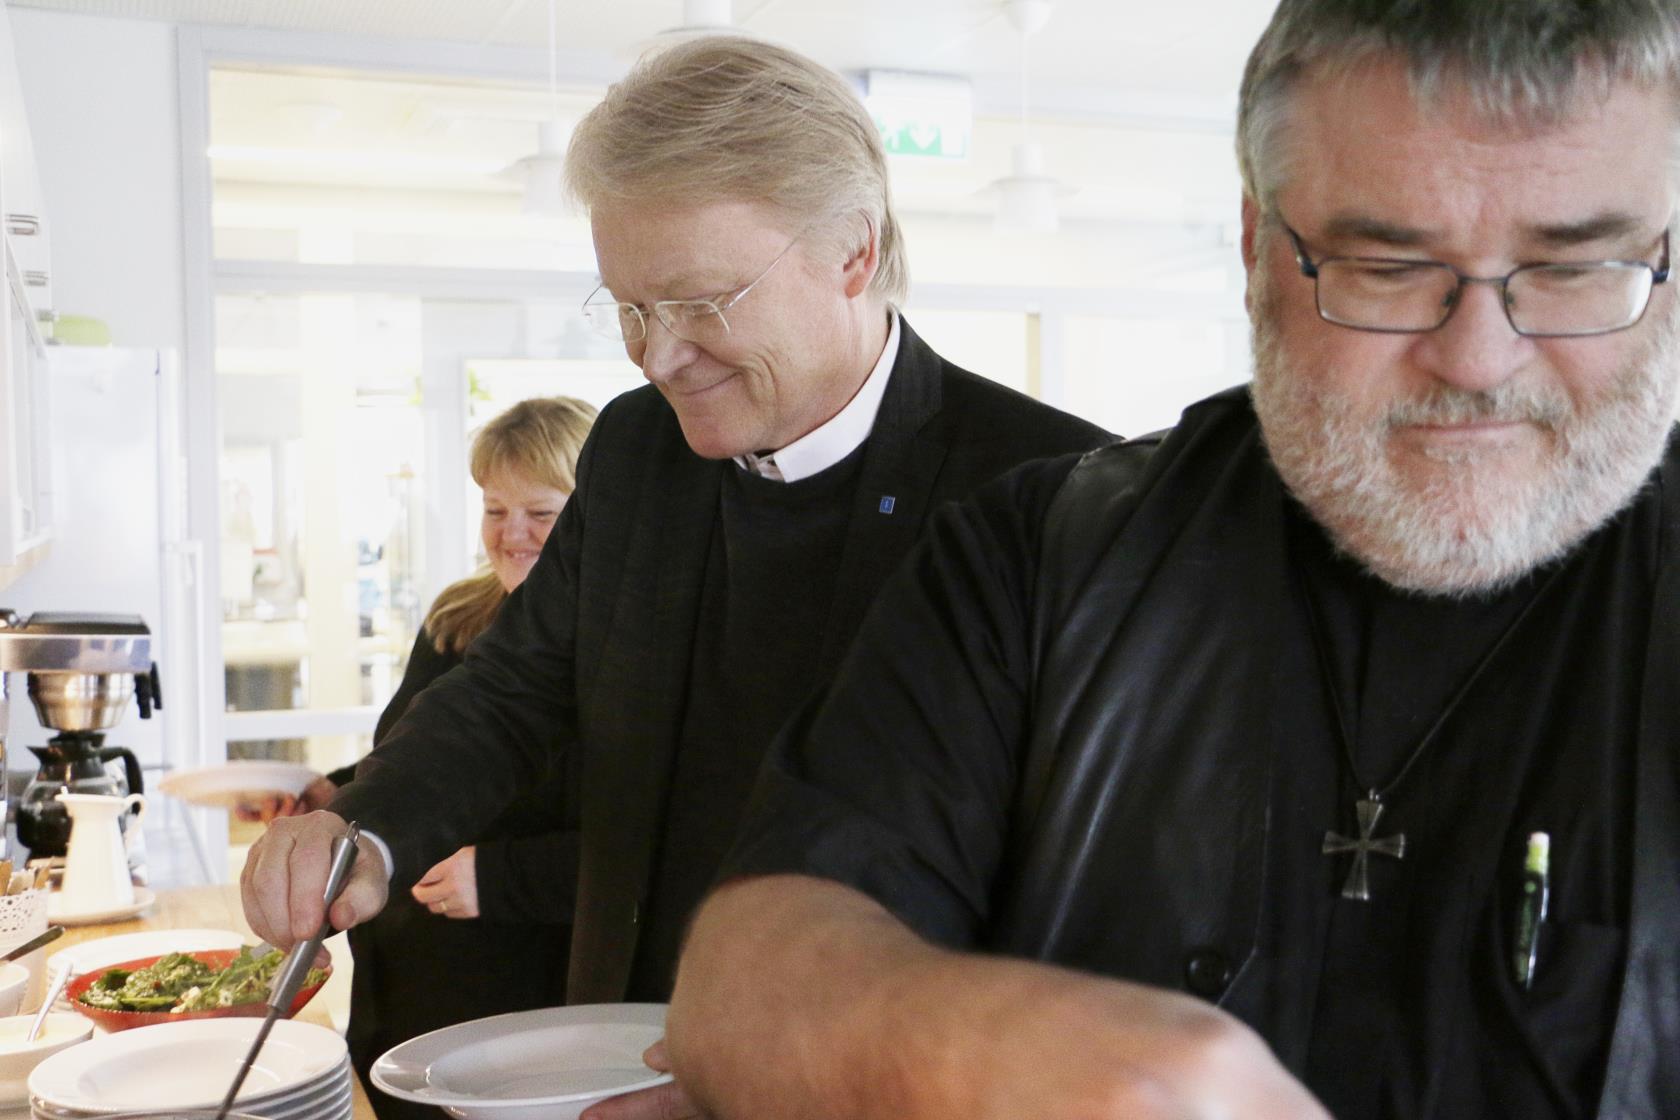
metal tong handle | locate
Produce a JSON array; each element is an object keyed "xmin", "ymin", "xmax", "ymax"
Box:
[
  {"xmin": 212, "ymin": 822, "xmax": 361, "ymax": 1120},
  {"xmin": 267, "ymin": 821, "xmax": 361, "ymax": 1011}
]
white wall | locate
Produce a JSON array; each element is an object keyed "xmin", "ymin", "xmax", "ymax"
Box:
[{"xmin": 10, "ymin": 9, "xmax": 183, "ymax": 353}]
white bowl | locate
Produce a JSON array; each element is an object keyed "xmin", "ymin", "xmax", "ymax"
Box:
[
  {"xmin": 0, "ymin": 962, "xmax": 29, "ymax": 1017},
  {"xmin": 372, "ymin": 1004, "xmax": 671, "ymax": 1120},
  {"xmin": 0, "ymin": 1011, "xmax": 93, "ymax": 1103}
]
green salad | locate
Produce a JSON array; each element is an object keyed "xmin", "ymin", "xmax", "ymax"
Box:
[{"xmin": 77, "ymin": 946, "xmax": 327, "ymax": 1013}]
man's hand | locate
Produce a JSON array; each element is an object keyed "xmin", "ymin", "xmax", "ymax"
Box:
[
  {"xmin": 411, "ymin": 846, "xmax": 480, "ymax": 919},
  {"xmin": 239, "ymin": 810, "xmax": 388, "ymax": 947},
  {"xmin": 579, "ymin": 1039, "xmax": 702, "ymax": 1120}
]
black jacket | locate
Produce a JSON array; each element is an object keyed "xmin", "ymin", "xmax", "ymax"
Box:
[{"xmin": 332, "ymin": 317, "xmax": 1114, "ymax": 1002}]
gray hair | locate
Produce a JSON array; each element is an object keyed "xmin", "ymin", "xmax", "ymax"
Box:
[
  {"xmin": 566, "ymin": 35, "xmax": 907, "ymax": 304},
  {"xmin": 1236, "ymin": 0, "xmax": 1680, "ymax": 210}
]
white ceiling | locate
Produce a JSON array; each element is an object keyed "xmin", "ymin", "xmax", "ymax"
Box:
[
  {"xmin": 6, "ymin": 0, "xmax": 1272, "ymax": 263},
  {"xmin": 4, "ymin": 0, "xmax": 1277, "ymax": 117}
]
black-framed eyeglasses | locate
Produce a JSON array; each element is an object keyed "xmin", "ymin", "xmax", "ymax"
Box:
[
  {"xmin": 1279, "ymin": 218, "xmax": 1670, "ymax": 338},
  {"xmin": 581, "ymin": 233, "xmax": 802, "ymax": 346}
]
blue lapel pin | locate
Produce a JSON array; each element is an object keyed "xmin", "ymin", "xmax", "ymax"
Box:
[{"xmin": 878, "ymin": 496, "xmax": 896, "ymax": 514}]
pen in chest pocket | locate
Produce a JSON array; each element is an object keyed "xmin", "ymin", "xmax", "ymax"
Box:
[{"xmin": 1513, "ymin": 831, "xmax": 1550, "ymax": 990}]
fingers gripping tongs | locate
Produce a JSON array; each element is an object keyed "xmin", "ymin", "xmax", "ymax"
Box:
[{"xmin": 213, "ymin": 822, "xmax": 361, "ymax": 1120}]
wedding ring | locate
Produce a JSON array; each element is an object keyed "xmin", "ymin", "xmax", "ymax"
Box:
[{"xmin": 438, "ymin": 900, "xmax": 450, "ymax": 914}]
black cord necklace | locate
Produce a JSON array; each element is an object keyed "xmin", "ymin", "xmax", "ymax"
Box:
[{"xmin": 1300, "ymin": 559, "xmax": 1563, "ymax": 901}]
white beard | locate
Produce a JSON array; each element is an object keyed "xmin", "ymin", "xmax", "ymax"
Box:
[{"xmin": 1250, "ymin": 275, "xmax": 1680, "ymax": 597}]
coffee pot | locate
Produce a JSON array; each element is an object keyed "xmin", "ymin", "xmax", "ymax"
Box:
[
  {"xmin": 0, "ymin": 612, "xmax": 158, "ymax": 865},
  {"xmin": 17, "ymin": 733, "xmax": 145, "ymax": 859}
]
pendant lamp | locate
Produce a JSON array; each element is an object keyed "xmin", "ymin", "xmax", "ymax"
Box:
[
  {"xmin": 988, "ymin": 0, "xmax": 1071, "ymax": 233},
  {"xmin": 630, "ymin": 0, "xmax": 742, "ymax": 59},
  {"xmin": 511, "ymin": 0, "xmax": 568, "ymax": 215}
]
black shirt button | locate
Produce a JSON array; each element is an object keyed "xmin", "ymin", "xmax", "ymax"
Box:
[{"xmin": 1184, "ymin": 949, "xmax": 1233, "ymax": 998}]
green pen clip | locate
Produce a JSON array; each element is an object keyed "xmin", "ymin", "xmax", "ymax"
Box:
[{"xmin": 1513, "ymin": 831, "xmax": 1550, "ymax": 990}]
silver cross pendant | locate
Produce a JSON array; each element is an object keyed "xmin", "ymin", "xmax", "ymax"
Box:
[{"xmin": 1322, "ymin": 795, "xmax": 1406, "ymax": 901}]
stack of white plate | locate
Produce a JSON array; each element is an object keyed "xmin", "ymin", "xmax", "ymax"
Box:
[{"xmin": 26, "ymin": 1018, "xmax": 350, "ymax": 1120}]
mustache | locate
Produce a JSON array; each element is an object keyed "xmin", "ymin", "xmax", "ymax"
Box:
[{"xmin": 1383, "ymin": 381, "xmax": 1571, "ymax": 430}]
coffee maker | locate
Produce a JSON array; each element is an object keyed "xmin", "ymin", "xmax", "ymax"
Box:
[{"xmin": 0, "ymin": 611, "xmax": 159, "ymax": 866}]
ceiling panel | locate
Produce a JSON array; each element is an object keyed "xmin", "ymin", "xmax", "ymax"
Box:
[{"xmin": 5, "ymin": 0, "xmax": 1278, "ymax": 106}]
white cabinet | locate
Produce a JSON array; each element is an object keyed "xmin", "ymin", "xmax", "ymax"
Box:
[
  {"xmin": 0, "ymin": 0, "xmax": 53, "ymax": 571},
  {"xmin": 0, "ymin": 3, "xmax": 48, "ymax": 319},
  {"xmin": 0, "ymin": 253, "xmax": 50, "ymax": 566}
]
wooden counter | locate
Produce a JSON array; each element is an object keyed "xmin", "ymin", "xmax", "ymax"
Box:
[{"xmin": 34, "ymin": 884, "xmax": 373, "ymax": 1119}]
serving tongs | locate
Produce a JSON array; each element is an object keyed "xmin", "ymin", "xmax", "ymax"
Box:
[{"xmin": 212, "ymin": 822, "xmax": 360, "ymax": 1120}]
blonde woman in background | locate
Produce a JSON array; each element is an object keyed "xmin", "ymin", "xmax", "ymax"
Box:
[{"xmin": 288, "ymin": 396, "xmax": 597, "ymax": 1120}]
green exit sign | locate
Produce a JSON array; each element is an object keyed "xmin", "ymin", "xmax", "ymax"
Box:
[
  {"xmin": 864, "ymin": 71, "xmax": 972, "ymax": 161},
  {"xmin": 878, "ymin": 121, "xmax": 969, "ymax": 159}
]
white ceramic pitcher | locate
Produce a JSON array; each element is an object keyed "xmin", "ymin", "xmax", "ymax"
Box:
[{"xmin": 56, "ymin": 791, "xmax": 145, "ymax": 914}]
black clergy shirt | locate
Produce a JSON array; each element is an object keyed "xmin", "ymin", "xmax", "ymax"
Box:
[{"xmin": 1285, "ymin": 498, "xmax": 1646, "ymax": 1119}]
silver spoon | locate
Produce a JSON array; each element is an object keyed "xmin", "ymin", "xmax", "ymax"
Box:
[{"xmin": 27, "ymin": 959, "xmax": 74, "ymax": 1042}]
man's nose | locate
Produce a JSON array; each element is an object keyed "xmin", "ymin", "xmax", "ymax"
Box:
[
  {"xmin": 1410, "ymin": 279, "xmax": 1531, "ymax": 393},
  {"xmin": 637, "ymin": 317, "xmax": 699, "ymax": 382}
]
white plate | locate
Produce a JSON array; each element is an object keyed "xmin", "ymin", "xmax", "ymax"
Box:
[
  {"xmin": 44, "ymin": 890, "xmax": 155, "ymax": 928},
  {"xmin": 373, "ymin": 1004, "xmax": 672, "ymax": 1120},
  {"xmin": 29, "ymin": 1077, "xmax": 351, "ymax": 1120},
  {"xmin": 29, "ymin": 1064, "xmax": 349, "ymax": 1119},
  {"xmin": 27, "ymin": 1018, "xmax": 346, "ymax": 1113},
  {"xmin": 156, "ymin": 763, "xmax": 318, "ymax": 811},
  {"xmin": 45, "ymin": 929, "xmax": 246, "ymax": 982}
]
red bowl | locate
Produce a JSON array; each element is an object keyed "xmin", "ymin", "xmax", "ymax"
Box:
[{"xmin": 65, "ymin": 947, "xmax": 331, "ymax": 1032}]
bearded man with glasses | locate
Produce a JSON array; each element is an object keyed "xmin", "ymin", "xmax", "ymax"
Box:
[
  {"xmin": 238, "ymin": 32, "xmax": 1108, "ymax": 1120},
  {"xmin": 664, "ymin": 3, "xmax": 1680, "ymax": 1119}
]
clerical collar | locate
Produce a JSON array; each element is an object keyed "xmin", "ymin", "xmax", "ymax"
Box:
[{"xmin": 734, "ymin": 309, "xmax": 900, "ymax": 483}]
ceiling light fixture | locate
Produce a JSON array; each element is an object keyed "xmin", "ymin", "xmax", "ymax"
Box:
[
  {"xmin": 989, "ymin": 0, "xmax": 1070, "ymax": 234},
  {"xmin": 510, "ymin": 0, "xmax": 569, "ymax": 215},
  {"xmin": 628, "ymin": 0, "xmax": 745, "ymax": 60}
]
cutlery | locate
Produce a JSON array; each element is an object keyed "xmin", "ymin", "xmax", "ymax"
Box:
[
  {"xmin": 0, "ymin": 924, "xmax": 61, "ymax": 964},
  {"xmin": 212, "ymin": 822, "xmax": 360, "ymax": 1120},
  {"xmin": 27, "ymin": 959, "xmax": 74, "ymax": 1041}
]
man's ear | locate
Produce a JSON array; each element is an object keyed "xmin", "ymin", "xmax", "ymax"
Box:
[
  {"xmin": 1240, "ymin": 194, "xmax": 1262, "ymax": 273},
  {"xmin": 840, "ymin": 217, "xmax": 881, "ymax": 299},
  {"xmin": 1240, "ymin": 194, "xmax": 1263, "ymax": 315}
]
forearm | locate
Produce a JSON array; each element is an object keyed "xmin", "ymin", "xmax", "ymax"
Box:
[
  {"xmin": 668, "ymin": 875, "xmax": 940, "ymax": 1120},
  {"xmin": 326, "ymin": 679, "xmax": 533, "ymax": 890},
  {"xmin": 669, "ymin": 877, "xmax": 1330, "ymax": 1120}
]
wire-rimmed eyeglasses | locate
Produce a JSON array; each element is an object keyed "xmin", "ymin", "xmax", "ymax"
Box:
[
  {"xmin": 1279, "ymin": 218, "xmax": 1670, "ymax": 338},
  {"xmin": 582, "ymin": 233, "xmax": 803, "ymax": 346}
]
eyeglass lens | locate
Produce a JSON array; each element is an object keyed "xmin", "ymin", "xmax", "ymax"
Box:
[
  {"xmin": 1314, "ymin": 259, "xmax": 1657, "ymax": 336},
  {"xmin": 583, "ymin": 300, "xmax": 735, "ymax": 344}
]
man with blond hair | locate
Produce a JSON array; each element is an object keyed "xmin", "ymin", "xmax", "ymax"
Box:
[
  {"xmin": 665, "ymin": 2, "xmax": 1680, "ymax": 1117},
  {"xmin": 237, "ymin": 31, "xmax": 1108, "ymax": 1117}
]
